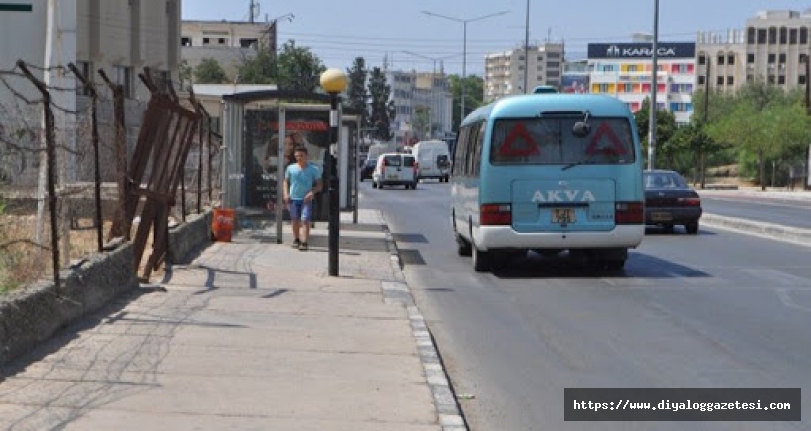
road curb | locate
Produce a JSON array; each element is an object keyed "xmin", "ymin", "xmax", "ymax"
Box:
[
  {"xmin": 377, "ymin": 211, "xmax": 469, "ymax": 431},
  {"xmin": 701, "ymin": 213, "xmax": 811, "ymax": 246}
]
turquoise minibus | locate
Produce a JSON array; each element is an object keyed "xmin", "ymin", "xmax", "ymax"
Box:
[{"xmin": 450, "ymin": 94, "xmax": 645, "ymax": 272}]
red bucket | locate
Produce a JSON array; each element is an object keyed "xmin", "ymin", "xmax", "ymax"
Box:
[{"xmin": 212, "ymin": 208, "xmax": 235, "ymax": 242}]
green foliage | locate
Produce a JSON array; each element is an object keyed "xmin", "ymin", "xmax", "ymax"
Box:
[
  {"xmin": 346, "ymin": 57, "xmax": 369, "ymax": 128},
  {"xmin": 178, "ymin": 59, "xmax": 193, "ymax": 90},
  {"xmin": 705, "ymin": 79, "xmax": 811, "ymax": 187},
  {"xmin": 411, "ymin": 106, "xmax": 430, "ymax": 140},
  {"xmin": 236, "ymin": 42, "xmax": 278, "ymax": 85},
  {"xmin": 193, "ymin": 58, "xmax": 228, "ymax": 84},
  {"xmin": 448, "ymin": 74, "xmax": 485, "ymax": 130},
  {"xmin": 633, "ymin": 98, "xmax": 678, "ymax": 167},
  {"xmin": 367, "ymin": 67, "xmax": 394, "ymax": 141},
  {"xmin": 275, "ymin": 41, "xmax": 325, "ymax": 92}
]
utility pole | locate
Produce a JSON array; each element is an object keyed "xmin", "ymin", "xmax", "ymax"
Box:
[
  {"xmin": 523, "ymin": 0, "xmax": 530, "ymax": 94},
  {"xmin": 647, "ymin": 0, "xmax": 660, "ymax": 170}
]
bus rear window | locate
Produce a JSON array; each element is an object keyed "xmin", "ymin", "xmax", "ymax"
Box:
[{"xmin": 490, "ymin": 118, "xmax": 636, "ymax": 165}]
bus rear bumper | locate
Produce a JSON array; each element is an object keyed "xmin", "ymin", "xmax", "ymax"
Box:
[{"xmin": 475, "ymin": 225, "xmax": 644, "ymax": 251}]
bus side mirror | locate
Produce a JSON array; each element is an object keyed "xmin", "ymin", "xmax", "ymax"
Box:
[{"xmin": 573, "ymin": 122, "xmax": 591, "ymax": 138}]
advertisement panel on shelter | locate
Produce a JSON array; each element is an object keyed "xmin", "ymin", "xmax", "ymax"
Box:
[{"xmin": 243, "ymin": 109, "xmax": 331, "ymax": 219}]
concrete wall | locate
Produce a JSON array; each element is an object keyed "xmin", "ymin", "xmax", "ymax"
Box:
[
  {"xmin": 0, "ymin": 210, "xmax": 214, "ymax": 366},
  {"xmin": 0, "ymin": 244, "xmax": 139, "ymax": 365}
]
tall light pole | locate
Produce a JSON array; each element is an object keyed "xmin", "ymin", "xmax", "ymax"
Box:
[
  {"xmin": 524, "ymin": 0, "xmax": 530, "ymax": 94},
  {"xmin": 648, "ymin": 0, "xmax": 660, "ymax": 170},
  {"xmin": 402, "ymin": 50, "xmax": 460, "ymax": 138},
  {"xmin": 422, "ymin": 10, "xmax": 508, "ymax": 127},
  {"xmin": 320, "ymin": 68, "xmax": 348, "ymax": 277}
]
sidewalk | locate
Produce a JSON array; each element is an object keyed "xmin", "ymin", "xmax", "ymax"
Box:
[{"xmin": 0, "ymin": 210, "xmax": 465, "ymax": 430}]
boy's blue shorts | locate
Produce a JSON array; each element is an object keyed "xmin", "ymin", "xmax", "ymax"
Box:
[{"xmin": 288, "ymin": 199, "xmax": 313, "ymax": 222}]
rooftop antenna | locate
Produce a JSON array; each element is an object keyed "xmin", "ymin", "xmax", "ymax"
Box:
[{"xmin": 249, "ymin": 0, "xmax": 260, "ymax": 24}]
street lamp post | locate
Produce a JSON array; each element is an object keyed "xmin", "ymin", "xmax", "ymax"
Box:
[
  {"xmin": 422, "ymin": 10, "xmax": 508, "ymax": 126},
  {"xmin": 320, "ymin": 68, "xmax": 348, "ymax": 277},
  {"xmin": 648, "ymin": 0, "xmax": 660, "ymax": 170}
]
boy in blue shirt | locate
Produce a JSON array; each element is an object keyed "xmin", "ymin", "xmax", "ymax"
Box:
[{"xmin": 283, "ymin": 146, "xmax": 322, "ymax": 251}]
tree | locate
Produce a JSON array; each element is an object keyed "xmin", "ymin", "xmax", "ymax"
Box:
[
  {"xmin": 448, "ymin": 74, "xmax": 485, "ymax": 131},
  {"xmin": 346, "ymin": 57, "xmax": 369, "ymax": 130},
  {"xmin": 275, "ymin": 41, "xmax": 325, "ymax": 92},
  {"xmin": 236, "ymin": 42, "xmax": 276, "ymax": 85},
  {"xmin": 367, "ymin": 67, "xmax": 394, "ymax": 141},
  {"xmin": 193, "ymin": 58, "xmax": 228, "ymax": 84},
  {"xmin": 634, "ymin": 98, "xmax": 677, "ymax": 168},
  {"xmin": 178, "ymin": 59, "xmax": 193, "ymax": 90},
  {"xmin": 411, "ymin": 106, "xmax": 430, "ymax": 140}
]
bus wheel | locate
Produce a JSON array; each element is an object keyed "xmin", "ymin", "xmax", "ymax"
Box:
[{"xmin": 472, "ymin": 246, "xmax": 491, "ymax": 272}]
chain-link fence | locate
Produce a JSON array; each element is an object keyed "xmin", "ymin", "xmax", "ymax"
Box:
[{"xmin": 0, "ymin": 61, "xmax": 221, "ymax": 294}]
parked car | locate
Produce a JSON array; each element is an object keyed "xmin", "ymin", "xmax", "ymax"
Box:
[
  {"xmin": 360, "ymin": 158, "xmax": 376, "ymax": 181},
  {"xmin": 372, "ymin": 153, "xmax": 418, "ymax": 189},
  {"xmin": 644, "ymin": 169, "xmax": 702, "ymax": 234}
]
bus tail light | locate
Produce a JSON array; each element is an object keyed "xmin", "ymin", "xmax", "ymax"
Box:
[
  {"xmin": 481, "ymin": 203, "xmax": 512, "ymax": 226},
  {"xmin": 615, "ymin": 201, "xmax": 643, "ymax": 224}
]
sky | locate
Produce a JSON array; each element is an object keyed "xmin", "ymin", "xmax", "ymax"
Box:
[{"xmin": 183, "ymin": 1, "xmax": 811, "ymax": 76}]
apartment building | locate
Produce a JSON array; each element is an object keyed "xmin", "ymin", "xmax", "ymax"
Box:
[
  {"xmin": 181, "ymin": 20, "xmax": 276, "ymax": 82},
  {"xmin": 588, "ymin": 42, "xmax": 697, "ymax": 126},
  {"xmin": 484, "ymin": 43, "xmax": 564, "ymax": 102},
  {"xmin": 387, "ymin": 69, "xmax": 453, "ymax": 146},
  {"xmin": 696, "ymin": 10, "xmax": 811, "ymax": 94}
]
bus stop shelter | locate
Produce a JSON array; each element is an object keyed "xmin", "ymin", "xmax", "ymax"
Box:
[{"xmin": 221, "ymin": 90, "xmax": 360, "ymax": 242}]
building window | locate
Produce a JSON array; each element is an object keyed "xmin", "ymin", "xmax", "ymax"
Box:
[
  {"xmin": 768, "ymin": 27, "xmax": 777, "ymax": 44},
  {"xmin": 747, "ymin": 53, "xmax": 755, "ymax": 63},
  {"xmin": 768, "ymin": 75, "xmax": 776, "ymax": 84},
  {"xmin": 717, "ymin": 55, "xmax": 725, "ymax": 65},
  {"xmin": 800, "ymin": 75, "xmax": 807, "ymax": 85},
  {"xmin": 75, "ymin": 61, "xmax": 93, "ymax": 96},
  {"xmin": 757, "ymin": 28, "xmax": 767, "ymax": 44},
  {"xmin": 697, "ymin": 75, "xmax": 705, "ymax": 85},
  {"xmin": 790, "ymin": 28, "xmax": 798, "ymax": 44},
  {"xmin": 780, "ymin": 27, "xmax": 788, "ymax": 44},
  {"xmin": 801, "ymin": 27, "xmax": 809, "ymax": 44},
  {"xmin": 698, "ymin": 55, "xmax": 706, "ymax": 65},
  {"xmin": 181, "ymin": 37, "xmax": 191, "ymax": 46},
  {"xmin": 114, "ymin": 65, "xmax": 132, "ymax": 98},
  {"xmin": 218, "ymin": 38, "xmax": 227, "ymax": 45},
  {"xmin": 778, "ymin": 75, "xmax": 786, "ymax": 85},
  {"xmin": 716, "ymin": 76, "xmax": 724, "ymax": 86},
  {"xmin": 547, "ymin": 52, "xmax": 560, "ymax": 59},
  {"xmin": 537, "ymin": 56, "xmax": 543, "ymax": 61},
  {"xmin": 240, "ymin": 38, "xmax": 258, "ymax": 48},
  {"xmin": 202, "ymin": 37, "xmax": 210, "ymax": 45},
  {"xmin": 747, "ymin": 74, "xmax": 754, "ymax": 82},
  {"xmin": 747, "ymin": 27, "xmax": 756, "ymax": 44},
  {"xmin": 727, "ymin": 55, "xmax": 735, "ymax": 65},
  {"xmin": 768, "ymin": 53, "xmax": 776, "ymax": 63},
  {"xmin": 727, "ymin": 76, "xmax": 734, "ymax": 86}
]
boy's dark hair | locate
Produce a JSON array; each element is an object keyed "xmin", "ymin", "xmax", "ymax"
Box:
[{"xmin": 294, "ymin": 145, "xmax": 308, "ymax": 154}]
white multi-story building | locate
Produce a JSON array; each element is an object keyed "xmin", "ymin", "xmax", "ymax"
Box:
[
  {"xmin": 181, "ymin": 20, "xmax": 277, "ymax": 82},
  {"xmin": 588, "ymin": 42, "xmax": 697, "ymax": 125},
  {"xmin": 387, "ymin": 69, "xmax": 453, "ymax": 146},
  {"xmin": 0, "ymin": 0, "xmax": 181, "ymax": 185},
  {"xmin": 484, "ymin": 43, "xmax": 564, "ymax": 102}
]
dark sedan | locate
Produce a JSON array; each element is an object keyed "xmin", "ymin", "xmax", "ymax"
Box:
[
  {"xmin": 644, "ymin": 169, "xmax": 702, "ymax": 234},
  {"xmin": 360, "ymin": 158, "xmax": 376, "ymax": 181}
]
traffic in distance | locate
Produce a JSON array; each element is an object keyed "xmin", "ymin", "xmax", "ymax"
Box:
[{"xmin": 360, "ymin": 89, "xmax": 707, "ymax": 273}]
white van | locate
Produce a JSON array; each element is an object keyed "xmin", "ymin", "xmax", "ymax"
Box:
[
  {"xmin": 412, "ymin": 140, "xmax": 451, "ymax": 182},
  {"xmin": 372, "ymin": 153, "xmax": 418, "ymax": 189}
]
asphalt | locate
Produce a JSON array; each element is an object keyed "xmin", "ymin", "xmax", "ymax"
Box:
[{"xmin": 0, "ymin": 187, "xmax": 809, "ymax": 431}]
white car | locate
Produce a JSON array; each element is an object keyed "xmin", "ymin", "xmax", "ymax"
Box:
[{"xmin": 372, "ymin": 153, "xmax": 418, "ymax": 189}]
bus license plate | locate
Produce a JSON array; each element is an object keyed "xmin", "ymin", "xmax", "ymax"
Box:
[{"xmin": 552, "ymin": 208, "xmax": 575, "ymax": 224}]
